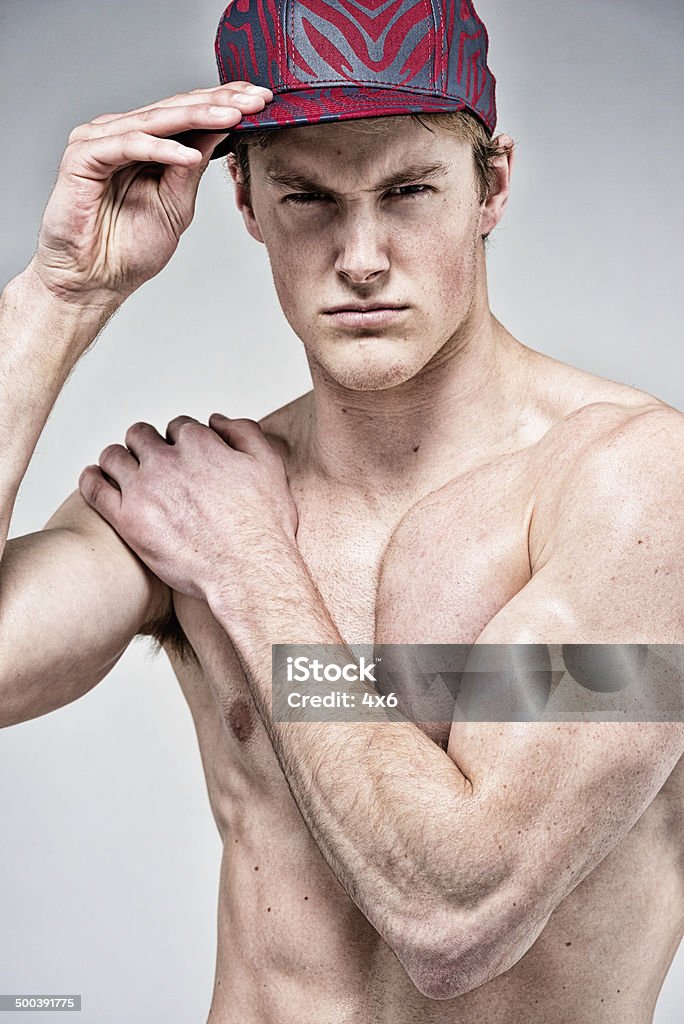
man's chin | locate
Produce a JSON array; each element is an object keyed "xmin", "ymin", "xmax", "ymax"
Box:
[{"xmin": 314, "ymin": 349, "xmax": 426, "ymax": 393}]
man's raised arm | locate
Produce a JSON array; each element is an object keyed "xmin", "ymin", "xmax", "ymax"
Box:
[{"xmin": 0, "ymin": 79, "xmax": 273, "ymax": 725}]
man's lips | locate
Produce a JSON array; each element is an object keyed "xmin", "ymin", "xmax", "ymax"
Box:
[
  {"xmin": 323, "ymin": 302, "xmax": 407, "ymax": 313},
  {"xmin": 322, "ymin": 304, "xmax": 410, "ymax": 329}
]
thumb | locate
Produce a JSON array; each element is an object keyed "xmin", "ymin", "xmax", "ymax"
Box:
[
  {"xmin": 207, "ymin": 412, "xmax": 233, "ymax": 444},
  {"xmin": 161, "ymin": 130, "xmax": 231, "ymax": 190},
  {"xmin": 208, "ymin": 414, "xmax": 271, "ymax": 459},
  {"xmin": 191, "ymin": 130, "xmax": 233, "ymax": 173},
  {"xmin": 157, "ymin": 131, "xmax": 231, "ymax": 231}
]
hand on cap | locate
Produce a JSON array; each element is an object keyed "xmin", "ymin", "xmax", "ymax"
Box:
[{"xmin": 31, "ymin": 82, "xmax": 273, "ymax": 311}]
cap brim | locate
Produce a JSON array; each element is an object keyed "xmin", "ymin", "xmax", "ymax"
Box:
[{"xmin": 202, "ymin": 85, "xmax": 487, "ymax": 160}]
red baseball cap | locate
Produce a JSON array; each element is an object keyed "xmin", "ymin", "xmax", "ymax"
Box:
[{"xmin": 209, "ymin": 0, "xmax": 497, "ymax": 159}]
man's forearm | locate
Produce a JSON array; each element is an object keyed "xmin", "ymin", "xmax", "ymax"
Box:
[
  {"xmin": 0, "ymin": 262, "xmax": 117, "ymax": 552},
  {"xmin": 207, "ymin": 542, "xmax": 496, "ymax": 969}
]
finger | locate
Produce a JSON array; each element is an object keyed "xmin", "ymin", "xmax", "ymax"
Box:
[
  {"xmin": 69, "ymin": 92, "xmax": 270, "ymax": 145},
  {"xmin": 165, "ymin": 129, "xmax": 232, "ymax": 169},
  {"xmin": 208, "ymin": 414, "xmax": 273, "ymax": 459},
  {"xmin": 157, "ymin": 130, "xmax": 234, "ymax": 187},
  {"xmin": 63, "ymin": 130, "xmax": 210, "ymax": 179},
  {"xmin": 124, "ymin": 421, "xmax": 166, "ymax": 460},
  {"xmin": 96, "ymin": 82, "xmax": 273, "ymax": 120},
  {"xmin": 78, "ymin": 465, "xmax": 122, "ymax": 523},
  {"xmin": 98, "ymin": 443, "xmax": 139, "ymax": 487},
  {"xmin": 188, "ymin": 82, "xmax": 268, "ymax": 95},
  {"xmin": 87, "ymin": 83, "xmax": 273, "ymax": 126},
  {"xmin": 165, "ymin": 415, "xmax": 204, "ymax": 445}
]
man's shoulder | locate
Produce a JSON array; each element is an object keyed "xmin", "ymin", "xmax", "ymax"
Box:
[
  {"xmin": 522, "ymin": 341, "xmax": 666, "ymax": 411},
  {"xmin": 524, "ymin": 344, "xmax": 681, "ymax": 495},
  {"xmin": 541, "ymin": 395, "xmax": 682, "ymax": 492},
  {"xmin": 530, "ymin": 396, "xmax": 682, "ymax": 574}
]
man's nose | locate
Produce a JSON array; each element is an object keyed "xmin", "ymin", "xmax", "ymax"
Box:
[{"xmin": 333, "ymin": 211, "xmax": 390, "ymax": 284}]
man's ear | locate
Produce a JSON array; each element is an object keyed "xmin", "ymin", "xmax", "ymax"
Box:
[
  {"xmin": 227, "ymin": 153, "xmax": 265, "ymax": 244},
  {"xmin": 478, "ymin": 134, "xmax": 515, "ymax": 238}
]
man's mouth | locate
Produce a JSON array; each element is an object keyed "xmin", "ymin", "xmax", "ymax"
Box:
[{"xmin": 322, "ymin": 304, "xmax": 410, "ymax": 329}]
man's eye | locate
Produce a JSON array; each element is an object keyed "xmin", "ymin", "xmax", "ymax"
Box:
[
  {"xmin": 387, "ymin": 184, "xmax": 431, "ymax": 199},
  {"xmin": 284, "ymin": 193, "xmax": 326, "ymax": 206}
]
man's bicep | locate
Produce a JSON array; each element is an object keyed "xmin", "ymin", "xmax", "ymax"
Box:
[
  {"xmin": 444, "ymin": 409, "xmax": 684, "ymax": 950},
  {"xmin": 0, "ymin": 488, "xmax": 171, "ymax": 726},
  {"xmin": 478, "ymin": 407, "xmax": 683, "ymax": 647}
]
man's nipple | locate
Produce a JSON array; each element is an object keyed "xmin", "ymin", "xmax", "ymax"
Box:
[{"xmin": 227, "ymin": 697, "xmax": 256, "ymax": 743}]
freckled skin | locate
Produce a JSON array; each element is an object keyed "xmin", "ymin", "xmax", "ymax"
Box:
[{"xmin": 232, "ymin": 119, "xmax": 487, "ymax": 397}]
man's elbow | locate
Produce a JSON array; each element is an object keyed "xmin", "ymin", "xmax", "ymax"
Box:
[{"xmin": 400, "ymin": 886, "xmax": 548, "ymax": 1001}]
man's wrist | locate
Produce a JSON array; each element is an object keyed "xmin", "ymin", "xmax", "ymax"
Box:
[
  {"xmin": 205, "ymin": 534, "xmax": 334, "ymax": 649},
  {"xmin": 14, "ymin": 259, "xmax": 121, "ymax": 348}
]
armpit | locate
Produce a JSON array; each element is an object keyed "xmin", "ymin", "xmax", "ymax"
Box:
[{"xmin": 137, "ymin": 601, "xmax": 198, "ymax": 665}]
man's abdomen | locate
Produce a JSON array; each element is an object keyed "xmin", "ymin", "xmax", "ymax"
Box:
[{"xmin": 203, "ymin": 763, "xmax": 682, "ymax": 1024}]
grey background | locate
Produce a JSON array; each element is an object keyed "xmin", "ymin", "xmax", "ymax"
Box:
[{"xmin": 0, "ymin": 0, "xmax": 682, "ymax": 1021}]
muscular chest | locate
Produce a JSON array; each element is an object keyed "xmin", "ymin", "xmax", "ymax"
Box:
[
  {"xmin": 171, "ymin": 455, "xmax": 535, "ymax": 772},
  {"xmin": 293, "ymin": 461, "xmax": 533, "ymax": 647}
]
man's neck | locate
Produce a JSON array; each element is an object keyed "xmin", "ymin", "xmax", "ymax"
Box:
[{"xmin": 298, "ymin": 312, "xmax": 531, "ymax": 510}]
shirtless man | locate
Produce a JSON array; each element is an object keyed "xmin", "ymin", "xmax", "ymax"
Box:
[{"xmin": 1, "ymin": 0, "xmax": 682, "ymax": 1020}]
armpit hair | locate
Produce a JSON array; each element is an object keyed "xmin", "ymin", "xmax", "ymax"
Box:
[{"xmin": 137, "ymin": 600, "xmax": 198, "ymax": 666}]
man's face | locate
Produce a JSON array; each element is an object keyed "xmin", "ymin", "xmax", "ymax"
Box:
[{"xmin": 234, "ymin": 117, "xmax": 490, "ymax": 392}]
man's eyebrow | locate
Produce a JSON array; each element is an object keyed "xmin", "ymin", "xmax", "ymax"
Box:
[
  {"xmin": 263, "ymin": 160, "xmax": 452, "ymax": 194},
  {"xmin": 375, "ymin": 160, "xmax": 452, "ymax": 190}
]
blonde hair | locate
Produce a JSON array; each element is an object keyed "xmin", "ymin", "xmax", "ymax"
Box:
[{"xmin": 227, "ymin": 110, "xmax": 511, "ymax": 206}]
